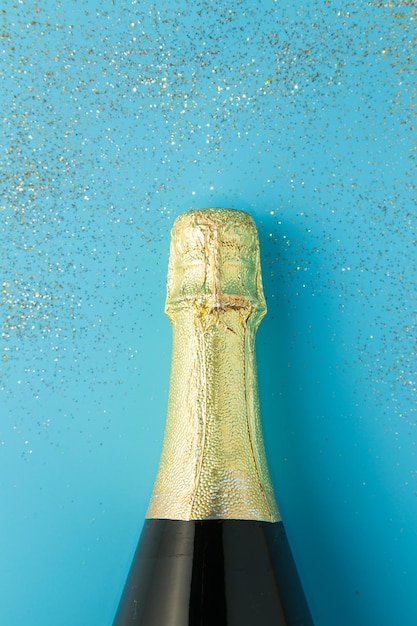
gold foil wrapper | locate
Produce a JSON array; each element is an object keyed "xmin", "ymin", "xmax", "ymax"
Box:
[{"xmin": 146, "ymin": 208, "xmax": 280, "ymax": 522}]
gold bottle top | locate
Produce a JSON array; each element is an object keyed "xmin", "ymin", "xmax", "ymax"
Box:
[
  {"xmin": 165, "ymin": 208, "xmax": 266, "ymax": 319},
  {"xmin": 146, "ymin": 208, "xmax": 280, "ymax": 522}
]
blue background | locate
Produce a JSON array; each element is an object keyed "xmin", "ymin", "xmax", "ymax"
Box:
[{"xmin": 1, "ymin": 1, "xmax": 416, "ymax": 624}]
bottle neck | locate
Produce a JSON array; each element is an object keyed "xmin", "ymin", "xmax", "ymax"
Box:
[{"xmin": 146, "ymin": 301, "xmax": 280, "ymax": 522}]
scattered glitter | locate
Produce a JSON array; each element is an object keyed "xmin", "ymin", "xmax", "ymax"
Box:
[{"xmin": 1, "ymin": 2, "xmax": 416, "ymax": 623}]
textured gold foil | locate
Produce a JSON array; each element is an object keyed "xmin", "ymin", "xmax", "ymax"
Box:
[{"xmin": 146, "ymin": 208, "xmax": 280, "ymax": 522}]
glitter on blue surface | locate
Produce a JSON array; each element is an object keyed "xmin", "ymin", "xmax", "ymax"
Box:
[{"xmin": 1, "ymin": 2, "xmax": 416, "ymax": 625}]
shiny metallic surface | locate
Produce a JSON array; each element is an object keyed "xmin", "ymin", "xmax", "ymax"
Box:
[{"xmin": 147, "ymin": 209, "xmax": 280, "ymax": 522}]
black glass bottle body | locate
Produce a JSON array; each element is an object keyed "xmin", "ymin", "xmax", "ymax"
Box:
[{"xmin": 113, "ymin": 518, "xmax": 313, "ymax": 626}]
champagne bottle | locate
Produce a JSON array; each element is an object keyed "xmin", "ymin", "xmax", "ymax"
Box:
[{"xmin": 113, "ymin": 208, "xmax": 313, "ymax": 626}]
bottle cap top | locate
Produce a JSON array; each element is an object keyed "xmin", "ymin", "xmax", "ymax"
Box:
[{"xmin": 166, "ymin": 208, "xmax": 266, "ymax": 317}]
